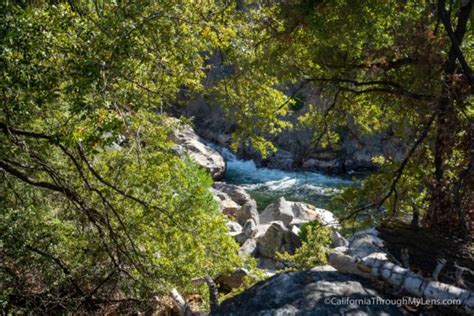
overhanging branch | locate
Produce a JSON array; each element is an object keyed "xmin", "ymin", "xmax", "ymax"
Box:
[
  {"xmin": 308, "ymin": 77, "xmax": 435, "ymax": 101},
  {"xmin": 341, "ymin": 112, "xmax": 437, "ymax": 222},
  {"xmin": 0, "ymin": 122, "xmax": 56, "ymax": 140},
  {"xmin": 0, "ymin": 159, "xmax": 74, "ymax": 196}
]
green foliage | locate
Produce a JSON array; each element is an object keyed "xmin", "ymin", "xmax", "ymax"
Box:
[
  {"xmin": 226, "ymin": 0, "xmax": 472, "ymax": 235},
  {"xmin": 330, "ymin": 155, "xmax": 431, "ymax": 233},
  {"xmin": 0, "ymin": 1, "xmax": 246, "ymax": 312},
  {"xmin": 289, "ymin": 92, "xmax": 305, "ymax": 112},
  {"xmin": 277, "ymin": 222, "xmax": 332, "ymax": 269},
  {"xmin": 0, "ymin": 0, "xmax": 472, "ymax": 312},
  {"xmin": 1, "ymin": 122, "xmax": 243, "ymax": 310}
]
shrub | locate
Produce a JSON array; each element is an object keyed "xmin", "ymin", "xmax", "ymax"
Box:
[{"xmin": 277, "ymin": 221, "xmax": 332, "ymax": 269}]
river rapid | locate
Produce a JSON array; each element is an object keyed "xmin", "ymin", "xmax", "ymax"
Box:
[{"xmin": 217, "ymin": 147, "xmax": 353, "ymax": 211}]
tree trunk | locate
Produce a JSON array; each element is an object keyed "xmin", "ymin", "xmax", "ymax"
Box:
[
  {"xmin": 328, "ymin": 252, "xmax": 474, "ymax": 313},
  {"xmin": 423, "ymin": 0, "xmax": 473, "ymax": 238}
]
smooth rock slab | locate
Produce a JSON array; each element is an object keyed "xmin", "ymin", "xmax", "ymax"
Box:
[
  {"xmin": 211, "ymin": 266, "xmax": 403, "ymax": 316},
  {"xmin": 213, "ymin": 182, "xmax": 253, "ymax": 206},
  {"xmin": 170, "ymin": 124, "xmax": 225, "ymax": 179}
]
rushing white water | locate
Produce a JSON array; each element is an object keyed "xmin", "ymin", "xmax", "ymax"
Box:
[{"xmin": 216, "ymin": 146, "xmax": 352, "ymax": 209}]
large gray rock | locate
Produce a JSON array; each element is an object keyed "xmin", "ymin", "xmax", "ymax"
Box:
[
  {"xmin": 238, "ymin": 238, "xmax": 257, "ymax": 257},
  {"xmin": 210, "ymin": 183, "xmax": 261, "ymax": 249},
  {"xmin": 242, "ymin": 219, "xmax": 258, "ymax": 238},
  {"xmin": 213, "ymin": 182, "xmax": 253, "ymax": 206},
  {"xmin": 235, "ymin": 200, "xmax": 259, "ymax": 226},
  {"xmin": 290, "ymin": 201, "xmax": 341, "ymax": 229},
  {"xmin": 256, "ymin": 221, "xmax": 301, "ymax": 259},
  {"xmin": 347, "ymin": 228, "xmax": 386, "ymax": 259},
  {"xmin": 211, "ymin": 266, "xmax": 403, "ymax": 316},
  {"xmin": 234, "ymin": 219, "xmax": 258, "ymax": 245},
  {"xmin": 259, "ymin": 197, "xmax": 294, "ymax": 226},
  {"xmin": 170, "ymin": 124, "xmax": 225, "ymax": 179},
  {"xmin": 210, "ymin": 188, "xmax": 240, "ymax": 216},
  {"xmin": 259, "ymin": 198, "xmax": 340, "ymax": 229},
  {"xmin": 332, "ymin": 230, "xmax": 349, "ymax": 248},
  {"xmin": 254, "ymin": 198, "xmax": 345, "ymax": 264}
]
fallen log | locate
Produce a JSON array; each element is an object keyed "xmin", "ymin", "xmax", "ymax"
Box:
[
  {"xmin": 169, "ymin": 288, "xmax": 195, "ymax": 316},
  {"xmin": 169, "ymin": 276, "xmax": 219, "ymax": 316},
  {"xmin": 378, "ymin": 219, "xmax": 474, "ymax": 288},
  {"xmin": 328, "ymin": 252, "xmax": 474, "ymax": 313}
]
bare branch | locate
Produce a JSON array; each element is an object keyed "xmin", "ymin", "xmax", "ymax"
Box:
[
  {"xmin": 0, "ymin": 159, "xmax": 74, "ymax": 196},
  {"xmin": 0, "ymin": 122, "xmax": 56, "ymax": 140},
  {"xmin": 192, "ymin": 276, "xmax": 219, "ymax": 311}
]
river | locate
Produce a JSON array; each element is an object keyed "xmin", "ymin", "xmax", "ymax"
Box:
[{"xmin": 217, "ymin": 147, "xmax": 353, "ymax": 211}]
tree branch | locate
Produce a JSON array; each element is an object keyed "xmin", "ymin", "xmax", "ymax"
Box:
[
  {"xmin": 0, "ymin": 122, "xmax": 56, "ymax": 141},
  {"xmin": 438, "ymin": 0, "xmax": 473, "ymax": 85},
  {"xmin": 341, "ymin": 112, "xmax": 437, "ymax": 222},
  {"xmin": 25, "ymin": 245, "xmax": 85, "ymax": 297},
  {"xmin": 308, "ymin": 77, "xmax": 435, "ymax": 101},
  {"xmin": 321, "ymin": 57, "xmax": 418, "ymax": 71},
  {"xmin": 0, "ymin": 159, "xmax": 74, "ymax": 196},
  {"xmin": 310, "ymin": 90, "xmax": 341, "ymax": 149}
]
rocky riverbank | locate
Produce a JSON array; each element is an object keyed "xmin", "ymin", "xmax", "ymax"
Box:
[
  {"xmin": 170, "ymin": 122, "xmax": 376, "ymax": 274},
  {"xmin": 210, "ymin": 180, "xmax": 418, "ymax": 315},
  {"xmin": 170, "ymin": 121, "xmax": 226, "ymax": 180},
  {"xmin": 212, "ymin": 182, "xmax": 341, "ymax": 269},
  {"xmin": 169, "ymin": 122, "xmax": 473, "ymax": 315}
]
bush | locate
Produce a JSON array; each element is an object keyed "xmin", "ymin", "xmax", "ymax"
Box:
[{"xmin": 277, "ymin": 221, "xmax": 332, "ymax": 269}]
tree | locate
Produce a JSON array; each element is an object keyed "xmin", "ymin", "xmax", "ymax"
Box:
[
  {"xmin": 217, "ymin": 0, "xmax": 473, "ymax": 238},
  {"xmin": 1, "ymin": 0, "xmax": 472, "ymax": 312},
  {"xmin": 0, "ymin": 1, "xmax": 244, "ymax": 313}
]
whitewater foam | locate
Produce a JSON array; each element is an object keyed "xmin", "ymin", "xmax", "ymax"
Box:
[{"xmin": 216, "ymin": 147, "xmax": 350, "ymax": 194}]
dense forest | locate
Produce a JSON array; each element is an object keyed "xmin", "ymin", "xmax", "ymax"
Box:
[{"xmin": 1, "ymin": 0, "xmax": 473, "ymax": 314}]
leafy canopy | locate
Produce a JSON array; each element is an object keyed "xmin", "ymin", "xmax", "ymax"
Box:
[
  {"xmin": 1, "ymin": 0, "xmax": 472, "ymax": 313},
  {"xmin": 220, "ymin": 0, "xmax": 472, "ymax": 233},
  {"xmin": 0, "ymin": 1, "xmax": 248, "ymax": 312}
]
